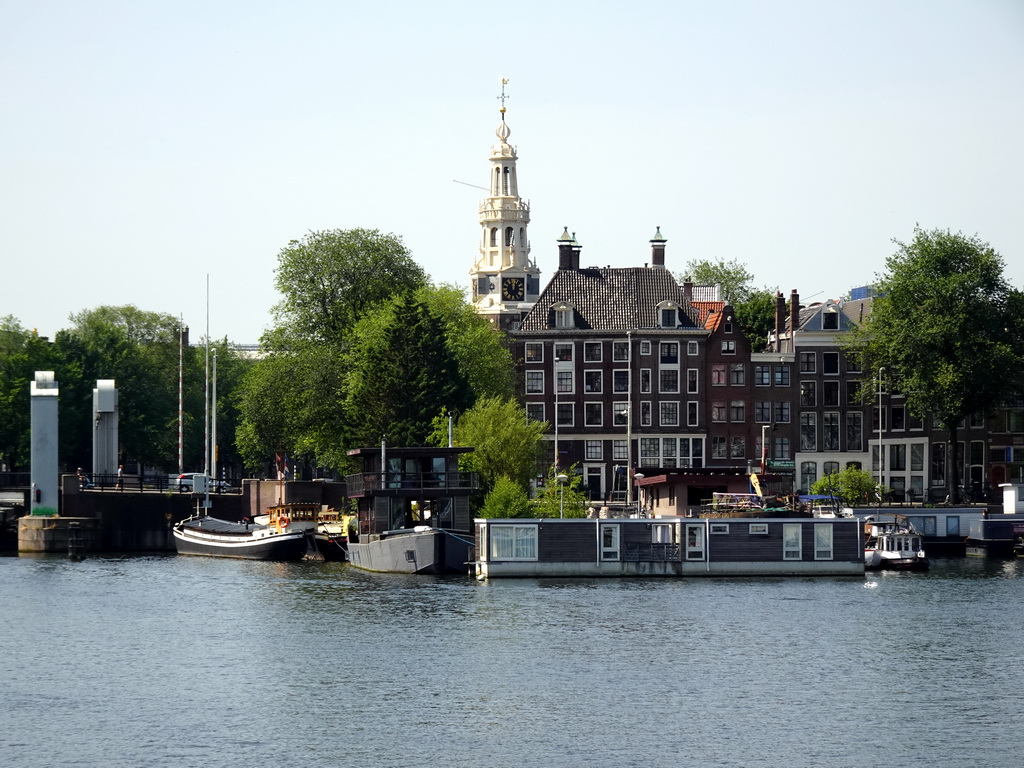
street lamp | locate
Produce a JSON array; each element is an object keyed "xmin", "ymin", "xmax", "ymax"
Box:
[
  {"xmin": 877, "ymin": 366, "xmax": 886, "ymax": 505},
  {"xmin": 556, "ymin": 473, "xmax": 568, "ymax": 518},
  {"xmin": 634, "ymin": 472, "xmax": 645, "ymax": 517}
]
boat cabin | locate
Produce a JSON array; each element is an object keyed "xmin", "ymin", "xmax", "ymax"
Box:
[{"xmin": 345, "ymin": 446, "xmax": 478, "ymax": 538}]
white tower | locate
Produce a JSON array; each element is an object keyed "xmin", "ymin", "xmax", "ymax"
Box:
[
  {"xmin": 470, "ymin": 79, "xmax": 541, "ymax": 329},
  {"xmin": 30, "ymin": 371, "xmax": 59, "ymax": 512},
  {"xmin": 92, "ymin": 379, "xmax": 119, "ymax": 477}
]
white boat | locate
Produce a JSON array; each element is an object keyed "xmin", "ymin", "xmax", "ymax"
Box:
[
  {"xmin": 863, "ymin": 516, "xmax": 929, "ymax": 571},
  {"xmin": 173, "ymin": 514, "xmax": 310, "ymax": 560}
]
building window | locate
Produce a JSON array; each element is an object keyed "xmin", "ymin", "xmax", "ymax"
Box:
[
  {"xmin": 556, "ymin": 403, "xmax": 574, "ymax": 427},
  {"xmin": 800, "ymin": 381, "xmax": 816, "ymax": 407},
  {"xmin": 687, "ymin": 341, "xmax": 698, "ymax": 356},
  {"xmin": 490, "ymin": 524, "xmax": 538, "ymax": 560},
  {"xmin": 774, "ymin": 436, "xmax": 791, "ymax": 459},
  {"xmin": 721, "ymin": 340, "xmax": 736, "ymax": 355},
  {"xmin": 911, "ymin": 443, "xmax": 924, "ymax": 471},
  {"xmin": 814, "ymin": 524, "xmax": 834, "ymax": 559},
  {"xmin": 931, "ymin": 443, "xmax": 946, "ymax": 487},
  {"xmin": 640, "ymin": 401, "xmax": 652, "ymax": 426},
  {"xmin": 783, "ymin": 523, "xmax": 802, "ymax": 560},
  {"xmin": 892, "ymin": 405, "xmax": 906, "ymax": 431},
  {"xmin": 660, "ymin": 343, "xmax": 679, "ymax": 364},
  {"xmin": 846, "ymin": 412, "xmax": 862, "ymax": 452},
  {"xmin": 554, "ymin": 343, "xmax": 573, "ymax": 362},
  {"xmin": 613, "ymin": 370, "xmax": 630, "ymax": 393},
  {"xmin": 712, "ymin": 436, "xmax": 727, "ymax": 459},
  {"xmin": 711, "ymin": 364, "xmax": 727, "ymax": 386},
  {"xmin": 754, "ymin": 366, "xmax": 771, "ymax": 386},
  {"xmin": 712, "ymin": 401, "xmax": 727, "ymax": 422},
  {"xmin": 584, "ymin": 370, "xmax": 602, "ymax": 393},
  {"xmin": 823, "ymin": 352, "xmax": 840, "ymax": 375},
  {"xmin": 525, "ymin": 371, "xmax": 544, "ymax": 394},
  {"xmin": 774, "ymin": 402, "xmax": 791, "ymax": 423},
  {"xmin": 660, "ymin": 402, "xmax": 679, "ymax": 426},
  {"xmin": 823, "ymin": 412, "xmax": 840, "ymax": 451},
  {"xmin": 800, "ymin": 412, "xmax": 817, "ymax": 451},
  {"xmin": 525, "ymin": 343, "xmax": 543, "ymax": 363},
  {"xmin": 801, "ymin": 461, "xmax": 817, "ymax": 493},
  {"xmin": 687, "ymin": 368, "xmax": 699, "ymax": 393},
  {"xmin": 823, "ymin": 460, "xmax": 839, "ymax": 476},
  {"xmin": 585, "ymin": 440, "xmax": 603, "ymax": 460},
  {"xmin": 583, "ymin": 342, "xmax": 602, "ymax": 362},
  {"xmin": 847, "ymin": 380, "xmax": 861, "ymax": 405},
  {"xmin": 755, "ymin": 401, "xmax": 772, "ymax": 423},
  {"xmin": 526, "ymin": 403, "xmax": 544, "ymax": 422},
  {"xmin": 730, "ymin": 400, "xmax": 745, "ymax": 422},
  {"xmin": 660, "ymin": 307, "xmax": 677, "ymax": 327},
  {"xmin": 799, "ymin": 352, "xmax": 816, "ymax": 373},
  {"xmin": 822, "ymin": 381, "xmax": 839, "ymax": 407},
  {"xmin": 687, "ymin": 401, "xmax": 698, "ymax": 426},
  {"xmin": 612, "ymin": 440, "xmax": 628, "ymax": 461},
  {"xmin": 730, "ymin": 364, "xmax": 745, "ymax": 386},
  {"xmin": 640, "ymin": 340, "xmax": 651, "ymax": 355},
  {"xmin": 613, "ymin": 402, "xmax": 628, "ymax": 426},
  {"xmin": 730, "ymin": 436, "xmax": 745, "ymax": 459},
  {"xmin": 891, "ymin": 443, "xmax": 907, "ymax": 471},
  {"xmin": 711, "ymin": 436, "xmax": 727, "ymax": 459},
  {"xmin": 822, "ymin": 311, "xmax": 839, "ymax": 331},
  {"xmin": 556, "ymin": 371, "xmax": 573, "ymax": 394},
  {"xmin": 612, "ymin": 341, "xmax": 629, "ymax": 362},
  {"xmin": 585, "ymin": 402, "xmax": 603, "ymax": 427},
  {"xmin": 640, "ymin": 369, "xmax": 651, "ymax": 393},
  {"xmin": 774, "ymin": 366, "xmax": 790, "ymax": 386},
  {"xmin": 659, "ymin": 369, "xmax": 679, "ymax": 393},
  {"xmin": 554, "ymin": 308, "xmax": 574, "ymax": 328}
]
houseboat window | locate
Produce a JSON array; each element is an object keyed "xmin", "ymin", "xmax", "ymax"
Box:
[
  {"xmin": 783, "ymin": 523, "xmax": 802, "ymax": 560},
  {"xmin": 600, "ymin": 524, "xmax": 620, "ymax": 561},
  {"xmin": 710, "ymin": 523, "xmax": 729, "ymax": 535},
  {"xmin": 912, "ymin": 537, "xmax": 921, "ymax": 551},
  {"xmin": 918, "ymin": 516, "xmax": 936, "ymax": 536},
  {"xmin": 652, "ymin": 524, "xmax": 673, "ymax": 543},
  {"xmin": 814, "ymin": 524, "xmax": 833, "ymax": 560},
  {"xmin": 490, "ymin": 524, "xmax": 538, "ymax": 560},
  {"xmin": 685, "ymin": 524, "xmax": 705, "ymax": 560},
  {"xmin": 946, "ymin": 516, "xmax": 960, "ymax": 536},
  {"xmin": 749, "ymin": 524, "xmax": 769, "ymax": 535}
]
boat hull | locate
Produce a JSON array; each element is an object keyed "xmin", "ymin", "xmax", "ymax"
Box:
[
  {"xmin": 864, "ymin": 551, "xmax": 929, "ymax": 571},
  {"xmin": 173, "ymin": 517, "xmax": 310, "ymax": 561},
  {"xmin": 346, "ymin": 528, "xmax": 471, "ymax": 574},
  {"xmin": 314, "ymin": 531, "xmax": 348, "ymax": 562}
]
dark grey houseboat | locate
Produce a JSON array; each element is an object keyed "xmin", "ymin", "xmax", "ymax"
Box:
[
  {"xmin": 474, "ymin": 516, "xmax": 864, "ymax": 578},
  {"xmin": 345, "ymin": 445, "xmax": 478, "ymax": 574}
]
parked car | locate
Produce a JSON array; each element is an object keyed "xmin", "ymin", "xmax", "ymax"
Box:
[{"xmin": 172, "ymin": 473, "xmax": 209, "ymax": 494}]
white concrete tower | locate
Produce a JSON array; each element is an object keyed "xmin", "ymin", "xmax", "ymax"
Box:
[{"xmin": 470, "ymin": 79, "xmax": 541, "ymax": 329}]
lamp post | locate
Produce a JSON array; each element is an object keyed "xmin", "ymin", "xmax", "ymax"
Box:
[
  {"xmin": 877, "ymin": 366, "xmax": 886, "ymax": 505},
  {"xmin": 634, "ymin": 472, "xmax": 645, "ymax": 517},
  {"xmin": 556, "ymin": 473, "xmax": 568, "ymax": 518}
]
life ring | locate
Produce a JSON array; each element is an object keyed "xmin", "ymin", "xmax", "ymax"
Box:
[{"xmin": 278, "ymin": 516, "xmax": 290, "ymax": 528}]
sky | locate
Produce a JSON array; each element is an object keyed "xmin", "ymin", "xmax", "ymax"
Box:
[{"xmin": 2, "ymin": 0, "xmax": 1022, "ymax": 344}]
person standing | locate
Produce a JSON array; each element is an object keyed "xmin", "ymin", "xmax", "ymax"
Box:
[{"xmin": 117, "ymin": 464, "xmax": 124, "ymax": 491}]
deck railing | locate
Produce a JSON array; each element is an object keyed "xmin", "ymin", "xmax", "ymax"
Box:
[{"xmin": 345, "ymin": 471, "xmax": 479, "ymax": 496}]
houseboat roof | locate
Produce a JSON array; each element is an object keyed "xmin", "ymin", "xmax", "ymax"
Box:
[{"xmin": 346, "ymin": 446, "xmax": 474, "ymax": 457}]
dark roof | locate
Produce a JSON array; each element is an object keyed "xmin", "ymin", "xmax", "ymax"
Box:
[{"xmin": 519, "ymin": 267, "xmax": 701, "ymax": 332}]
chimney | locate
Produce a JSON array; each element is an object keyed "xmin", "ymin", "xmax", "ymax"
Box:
[
  {"xmin": 557, "ymin": 227, "xmax": 581, "ymax": 270},
  {"xmin": 649, "ymin": 226, "xmax": 666, "ymax": 269},
  {"xmin": 789, "ymin": 289, "xmax": 800, "ymax": 344},
  {"xmin": 774, "ymin": 291, "xmax": 785, "ymax": 352},
  {"xmin": 683, "ymin": 278, "xmax": 693, "ymax": 302}
]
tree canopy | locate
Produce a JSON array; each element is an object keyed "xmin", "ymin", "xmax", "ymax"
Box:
[
  {"xmin": 679, "ymin": 257, "xmax": 777, "ymax": 350},
  {"xmin": 844, "ymin": 227, "xmax": 1024, "ymax": 502}
]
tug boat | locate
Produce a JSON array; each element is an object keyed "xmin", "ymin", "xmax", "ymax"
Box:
[
  {"xmin": 254, "ymin": 503, "xmax": 348, "ymax": 562},
  {"xmin": 172, "ymin": 514, "xmax": 310, "ymax": 560},
  {"xmin": 863, "ymin": 516, "xmax": 929, "ymax": 571}
]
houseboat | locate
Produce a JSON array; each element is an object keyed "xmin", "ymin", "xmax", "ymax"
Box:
[
  {"xmin": 474, "ymin": 515, "xmax": 864, "ymax": 579},
  {"xmin": 345, "ymin": 444, "xmax": 479, "ymax": 574},
  {"xmin": 863, "ymin": 516, "xmax": 929, "ymax": 571}
]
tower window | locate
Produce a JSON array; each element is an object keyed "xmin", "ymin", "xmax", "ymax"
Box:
[{"xmin": 490, "ymin": 228, "xmax": 498, "ymax": 247}]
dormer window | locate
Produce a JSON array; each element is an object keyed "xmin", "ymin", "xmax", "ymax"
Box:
[
  {"xmin": 657, "ymin": 301, "xmax": 680, "ymax": 328},
  {"xmin": 552, "ymin": 302, "xmax": 575, "ymax": 329},
  {"xmin": 823, "ymin": 310, "xmax": 839, "ymax": 330}
]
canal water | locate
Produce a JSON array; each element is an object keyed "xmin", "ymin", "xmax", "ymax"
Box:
[{"xmin": 2, "ymin": 555, "xmax": 1023, "ymax": 768}]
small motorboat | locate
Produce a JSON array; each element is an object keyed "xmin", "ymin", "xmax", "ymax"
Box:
[{"xmin": 864, "ymin": 516, "xmax": 929, "ymax": 571}]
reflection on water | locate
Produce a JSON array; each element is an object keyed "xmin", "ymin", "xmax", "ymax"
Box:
[{"xmin": 2, "ymin": 555, "xmax": 1023, "ymax": 767}]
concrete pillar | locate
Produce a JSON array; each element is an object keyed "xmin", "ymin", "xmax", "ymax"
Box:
[
  {"xmin": 30, "ymin": 371, "xmax": 59, "ymax": 513},
  {"xmin": 93, "ymin": 379, "xmax": 118, "ymax": 477}
]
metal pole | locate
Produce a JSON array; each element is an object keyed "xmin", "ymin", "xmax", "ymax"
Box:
[
  {"xmin": 178, "ymin": 316, "xmax": 184, "ymax": 476},
  {"xmin": 878, "ymin": 366, "xmax": 885, "ymax": 504},
  {"xmin": 211, "ymin": 347, "xmax": 217, "ymax": 487}
]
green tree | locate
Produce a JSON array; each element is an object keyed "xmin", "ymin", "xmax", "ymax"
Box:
[
  {"xmin": 479, "ymin": 475, "xmax": 534, "ymax": 518},
  {"xmin": 811, "ymin": 466, "xmax": 884, "ymax": 507},
  {"xmin": 270, "ymin": 228, "xmax": 427, "ymax": 345},
  {"xmin": 844, "ymin": 227, "xmax": 1024, "ymax": 503},
  {"xmin": 733, "ymin": 289, "xmax": 777, "ymax": 351},
  {"xmin": 0, "ymin": 317, "xmax": 57, "ymax": 470},
  {"xmin": 533, "ymin": 464, "xmax": 589, "ymax": 518},
  {"xmin": 680, "ymin": 257, "xmax": 756, "ymax": 304},
  {"xmin": 435, "ymin": 396, "xmax": 547, "ymax": 496}
]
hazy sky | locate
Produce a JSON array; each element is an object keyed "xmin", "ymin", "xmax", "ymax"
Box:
[{"xmin": 3, "ymin": 0, "xmax": 1022, "ymax": 343}]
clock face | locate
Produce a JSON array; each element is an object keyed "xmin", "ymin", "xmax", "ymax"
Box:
[{"xmin": 501, "ymin": 277, "xmax": 525, "ymax": 301}]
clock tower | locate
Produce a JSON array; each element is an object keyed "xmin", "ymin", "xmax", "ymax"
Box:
[{"xmin": 470, "ymin": 79, "xmax": 541, "ymax": 330}]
